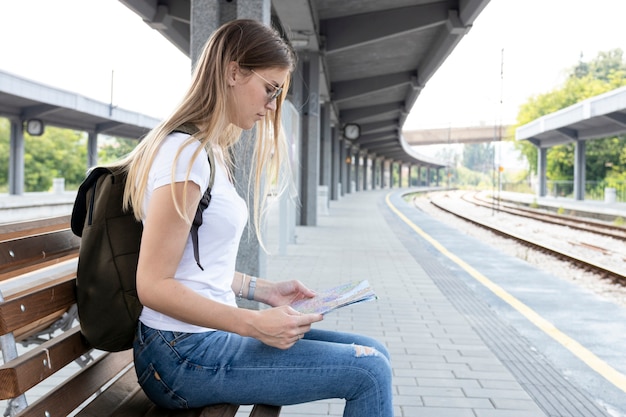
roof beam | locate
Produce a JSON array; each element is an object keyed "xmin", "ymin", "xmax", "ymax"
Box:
[
  {"xmin": 119, "ymin": 0, "xmax": 190, "ymax": 55},
  {"xmin": 341, "ymin": 103, "xmax": 401, "ymax": 123},
  {"xmin": 556, "ymin": 127, "xmax": 578, "ymax": 141},
  {"xmin": 360, "ymin": 120, "xmax": 398, "ymax": 135},
  {"xmin": 96, "ymin": 121, "xmax": 124, "ymax": 134},
  {"xmin": 603, "ymin": 112, "xmax": 626, "ymax": 127},
  {"xmin": 354, "ymin": 132, "xmax": 396, "ymax": 146},
  {"xmin": 322, "ymin": 2, "xmax": 448, "ymax": 53},
  {"xmin": 21, "ymin": 104, "xmax": 60, "ymax": 119},
  {"xmin": 331, "ymin": 71, "xmax": 415, "ymax": 102}
]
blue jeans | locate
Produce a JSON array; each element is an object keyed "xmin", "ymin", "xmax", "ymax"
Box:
[{"xmin": 134, "ymin": 322, "xmax": 393, "ymax": 416}]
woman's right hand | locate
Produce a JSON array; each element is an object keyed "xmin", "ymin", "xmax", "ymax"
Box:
[{"xmin": 248, "ymin": 306, "xmax": 323, "ymax": 349}]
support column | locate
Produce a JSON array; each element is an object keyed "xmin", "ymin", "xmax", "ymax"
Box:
[
  {"xmin": 574, "ymin": 140, "xmax": 586, "ymax": 201},
  {"xmin": 345, "ymin": 147, "xmax": 353, "ymax": 194},
  {"xmin": 299, "ymin": 52, "xmax": 321, "ymax": 224},
  {"xmin": 331, "ymin": 125, "xmax": 341, "ymax": 200},
  {"xmin": 369, "ymin": 156, "xmax": 374, "ymax": 190},
  {"xmin": 364, "ymin": 155, "xmax": 370, "ymax": 191},
  {"xmin": 538, "ymin": 147, "xmax": 547, "ymax": 197},
  {"xmin": 354, "ymin": 151, "xmax": 361, "ymax": 191},
  {"xmin": 190, "ymin": 0, "xmax": 272, "ymax": 302},
  {"xmin": 339, "ymin": 140, "xmax": 347, "ymax": 196},
  {"xmin": 360, "ymin": 153, "xmax": 367, "ymax": 191},
  {"xmin": 398, "ymin": 162, "xmax": 404, "ymax": 188},
  {"xmin": 8, "ymin": 118, "xmax": 24, "ymax": 195},
  {"xmin": 87, "ymin": 131, "xmax": 98, "ymax": 169},
  {"xmin": 319, "ymin": 102, "xmax": 331, "ymax": 212}
]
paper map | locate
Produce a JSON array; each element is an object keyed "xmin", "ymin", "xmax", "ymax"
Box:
[{"xmin": 290, "ymin": 280, "xmax": 377, "ymax": 315}]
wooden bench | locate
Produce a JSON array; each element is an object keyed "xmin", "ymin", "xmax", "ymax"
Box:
[{"xmin": 0, "ymin": 216, "xmax": 281, "ymax": 417}]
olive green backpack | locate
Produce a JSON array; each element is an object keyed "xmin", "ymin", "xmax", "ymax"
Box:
[{"xmin": 70, "ymin": 124, "xmax": 214, "ymax": 351}]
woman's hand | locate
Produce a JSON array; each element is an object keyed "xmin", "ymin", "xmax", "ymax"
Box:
[
  {"xmin": 262, "ymin": 280, "xmax": 317, "ymax": 307},
  {"xmin": 247, "ymin": 306, "xmax": 323, "ymax": 349}
]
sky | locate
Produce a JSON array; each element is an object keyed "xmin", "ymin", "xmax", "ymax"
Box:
[{"xmin": 1, "ymin": 0, "xmax": 626, "ymax": 131}]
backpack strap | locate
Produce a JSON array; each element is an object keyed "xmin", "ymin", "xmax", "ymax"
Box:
[
  {"xmin": 172, "ymin": 123, "xmax": 216, "ymax": 271},
  {"xmin": 191, "ymin": 147, "xmax": 215, "ymax": 270},
  {"xmin": 71, "ymin": 167, "xmax": 115, "ymax": 237}
]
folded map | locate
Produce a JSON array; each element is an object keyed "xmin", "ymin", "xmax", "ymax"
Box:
[{"xmin": 290, "ymin": 280, "xmax": 377, "ymax": 315}]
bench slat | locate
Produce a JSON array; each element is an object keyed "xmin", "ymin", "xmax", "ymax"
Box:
[
  {"xmin": 0, "ymin": 216, "xmax": 71, "ymax": 241},
  {"xmin": 78, "ymin": 367, "xmax": 281, "ymax": 417},
  {"xmin": 0, "ymin": 279, "xmax": 76, "ymax": 335},
  {"xmin": 0, "ymin": 326, "xmax": 90, "ymax": 399},
  {"xmin": 0, "ymin": 229, "xmax": 80, "ymax": 281},
  {"xmin": 249, "ymin": 405, "xmax": 282, "ymax": 417},
  {"xmin": 13, "ymin": 349, "xmax": 133, "ymax": 417}
]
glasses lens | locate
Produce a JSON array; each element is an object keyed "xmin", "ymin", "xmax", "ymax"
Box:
[{"xmin": 270, "ymin": 87, "xmax": 283, "ymax": 101}]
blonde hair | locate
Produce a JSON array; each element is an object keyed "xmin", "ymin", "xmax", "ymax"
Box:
[{"xmin": 115, "ymin": 19, "xmax": 295, "ymax": 245}]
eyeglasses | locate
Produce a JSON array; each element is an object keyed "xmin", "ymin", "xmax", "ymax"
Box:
[{"xmin": 251, "ymin": 70, "xmax": 283, "ymax": 102}]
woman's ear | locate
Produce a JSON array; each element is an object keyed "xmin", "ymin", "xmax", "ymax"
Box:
[{"xmin": 226, "ymin": 62, "xmax": 238, "ymax": 87}]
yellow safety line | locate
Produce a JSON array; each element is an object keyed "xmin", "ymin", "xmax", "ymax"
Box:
[{"xmin": 385, "ymin": 192, "xmax": 626, "ymax": 394}]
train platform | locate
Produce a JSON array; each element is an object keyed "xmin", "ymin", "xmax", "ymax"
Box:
[{"xmin": 264, "ymin": 188, "xmax": 626, "ymax": 417}]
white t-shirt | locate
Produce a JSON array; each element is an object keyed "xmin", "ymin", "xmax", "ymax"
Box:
[{"xmin": 138, "ymin": 132, "xmax": 248, "ymax": 333}]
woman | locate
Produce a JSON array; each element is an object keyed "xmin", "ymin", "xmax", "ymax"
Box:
[{"xmin": 121, "ymin": 19, "xmax": 393, "ymax": 416}]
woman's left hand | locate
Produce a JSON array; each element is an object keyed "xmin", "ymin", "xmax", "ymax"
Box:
[{"xmin": 265, "ymin": 280, "xmax": 316, "ymax": 307}]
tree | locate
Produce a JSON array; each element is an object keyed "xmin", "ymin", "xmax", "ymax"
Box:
[
  {"xmin": 514, "ymin": 48, "xmax": 626, "ymax": 180},
  {"xmin": 463, "ymin": 143, "xmax": 494, "ymax": 173},
  {"xmin": 24, "ymin": 127, "xmax": 87, "ymax": 191},
  {"xmin": 0, "ymin": 118, "xmax": 8, "ymax": 191},
  {"xmin": 98, "ymin": 136, "xmax": 139, "ymax": 164}
]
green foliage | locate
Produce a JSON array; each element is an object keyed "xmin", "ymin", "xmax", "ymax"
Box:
[
  {"xmin": 24, "ymin": 127, "xmax": 88, "ymax": 191},
  {"xmin": 462, "ymin": 143, "xmax": 494, "ymax": 173},
  {"xmin": 530, "ymin": 198, "xmax": 539, "ymax": 208},
  {"xmin": 0, "ymin": 119, "xmax": 8, "ymax": 191},
  {"xmin": 455, "ymin": 165, "xmax": 492, "ymax": 188},
  {"xmin": 514, "ymin": 48, "xmax": 626, "ymax": 180},
  {"xmin": 98, "ymin": 136, "xmax": 138, "ymax": 164},
  {"xmin": 615, "ymin": 216, "xmax": 625, "ymax": 226}
]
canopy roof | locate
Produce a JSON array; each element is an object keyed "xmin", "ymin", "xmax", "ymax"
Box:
[
  {"xmin": 120, "ymin": 0, "xmax": 491, "ymax": 167},
  {"xmin": 516, "ymin": 86, "xmax": 626, "ymax": 147}
]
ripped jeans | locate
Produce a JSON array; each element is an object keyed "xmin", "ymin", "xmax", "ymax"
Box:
[{"xmin": 134, "ymin": 322, "xmax": 393, "ymax": 417}]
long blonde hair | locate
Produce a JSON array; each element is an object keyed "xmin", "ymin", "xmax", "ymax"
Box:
[{"xmin": 116, "ymin": 19, "xmax": 295, "ymax": 244}]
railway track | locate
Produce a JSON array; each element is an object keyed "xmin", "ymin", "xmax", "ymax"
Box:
[
  {"xmin": 420, "ymin": 192, "xmax": 626, "ymax": 284},
  {"xmin": 465, "ymin": 191, "xmax": 626, "ymax": 241}
]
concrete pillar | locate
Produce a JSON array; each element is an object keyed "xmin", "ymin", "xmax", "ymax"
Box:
[
  {"xmin": 331, "ymin": 125, "xmax": 341, "ymax": 200},
  {"xmin": 398, "ymin": 162, "xmax": 404, "ymax": 188},
  {"xmin": 388, "ymin": 160, "xmax": 394, "ymax": 188},
  {"xmin": 319, "ymin": 102, "xmax": 331, "ymax": 211},
  {"xmin": 354, "ymin": 151, "xmax": 362, "ymax": 191},
  {"xmin": 290, "ymin": 59, "xmax": 304, "ymax": 221},
  {"xmin": 574, "ymin": 140, "xmax": 586, "ymax": 201},
  {"xmin": 371, "ymin": 157, "xmax": 376, "ymax": 190},
  {"xmin": 8, "ymin": 118, "xmax": 24, "ymax": 195},
  {"xmin": 345, "ymin": 147, "xmax": 353, "ymax": 194},
  {"xmin": 299, "ymin": 51, "xmax": 321, "ymax": 225},
  {"xmin": 190, "ymin": 0, "xmax": 272, "ymax": 303},
  {"xmin": 363, "ymin": 155, "xmax": 370, "ymax": 191},
  {"xmin": 320, "ymin": 103, "xmax": 332, "ymax": 187},
  {"xmin": 538, "ymin": 147, "xmax": 547, "ymax": 197},
  {"xmin": 87, "ymin": 131, "xmax": 98, "ymax": 169}
]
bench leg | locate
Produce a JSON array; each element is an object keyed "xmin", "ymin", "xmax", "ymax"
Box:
[{"xmin": 249, "ymin": 405, "xmax": 281, "ymax": 417}]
